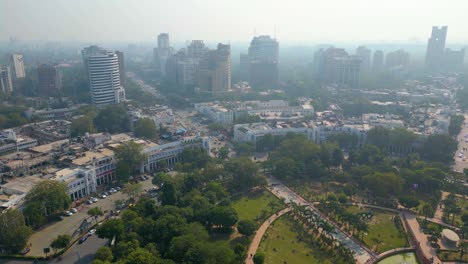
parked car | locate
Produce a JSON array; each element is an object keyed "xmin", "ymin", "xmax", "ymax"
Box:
[
  {"xmin": 109, "ymin": 188, "xmax": 117, "ymax": 193},
  {"xmin": 90, "ymin": 197, "xmax": 98, "ymax": 203},
  {"xmin": 70, "ymin": 208, "xmax": 78, "ymax": 213},
  {"xmin": 78, "ymin": 236, "xmax": 88, "ymax": 244},
  {"xmin": 86, "ymin": 200, "xmax": 93, "ymax": 205},
  {"xmin": 20, "ymin": 247, "xmax": 30, "ymax": 255},
  {"xmin": 115, "ymin": 187, "xmax": 121, "ymax": 191},
  {"xmin": 88, "ymin": 229, "xmax": 96, "ymax": 235},
  {"xmin": 64, "ymin": 211, "xmax": 73, "ymax": 216},
  {"xmin": 99, "ymin": 194, "xmax": 107, "ymax": 199}
]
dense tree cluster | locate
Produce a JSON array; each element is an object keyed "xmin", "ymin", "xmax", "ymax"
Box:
[
  {"xmin": 92, "ymin": 148, "xmax": 267, "ymax": 263},
  {"xmin": 449, "ymin": 115, "xmax": 465, "ymax": 136},
  {"xmin": 0, "ymin": 209, "xmax": 32, "ymax": 254}
]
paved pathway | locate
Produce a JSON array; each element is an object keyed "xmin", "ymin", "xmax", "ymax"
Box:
[
  {"xmin": 401, "ymin": 210, "xmax": 441, "ymax": 264},
  {"xmin": 267, "ymin": 178, "xmax": 376, "ymax": 264},
  {"xmin": 245, "ymin": 208, "xmax": 291, "ymax": 264}
]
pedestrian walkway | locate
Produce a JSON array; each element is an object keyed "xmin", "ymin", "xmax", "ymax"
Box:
[
  {"xmin": 266, "ymin": 177, "xmax": 376, "ymax": 264},
  {"xmin": 401, "ymin": 210, "xmax": 441, "ymax": 264},
  {"xmin": 245, "ymin": 208, "xmax": 291, "ymax": 264}
]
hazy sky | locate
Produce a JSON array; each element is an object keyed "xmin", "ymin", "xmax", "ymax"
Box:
[{"xmin": 2, "ymin": 0, "xmax": 468, "ymax": 44}]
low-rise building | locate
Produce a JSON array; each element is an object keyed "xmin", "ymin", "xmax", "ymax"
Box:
[
  {"xmin": 24, "ymin": 105, "xmax": 81, "ymax": 121},
  {"xmin": 194, "ymin": 103, "xmax": 234, "ymax": 124},
  {"xmin": 0, "ymin": 129, "xmax": 37, "ymax": 155},
  {"xmin": 19, "ymin": 120, "xmax": 71, "ymax": 144},
  {"xmin": 70, "ymin": 148, "xmax": 116, "ymax": 187},
  {"xmin": 49, "ymin": 167, "xmax": 96, "ymax": 201}
]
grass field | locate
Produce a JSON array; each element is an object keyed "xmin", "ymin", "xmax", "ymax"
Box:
[
  {"xmin": 258, "ymin": 215, "xmax": 334, "ymax": 264},
  {"xmin": 345, "ymin": 206, "xmax": 408, "ymax": 253},
  {"xmin": 232, "ymin": 190, "xmax": 282, "ymax": 225}
]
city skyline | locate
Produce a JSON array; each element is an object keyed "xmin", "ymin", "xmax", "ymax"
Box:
[{"xmin": 2, "ymin": 0, "xmax": 468, "ymax": 44}]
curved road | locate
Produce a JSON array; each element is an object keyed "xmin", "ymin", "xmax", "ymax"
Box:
[{"xmin": 245, "ymin": 208, "xmax": 291, "ymax": 264}]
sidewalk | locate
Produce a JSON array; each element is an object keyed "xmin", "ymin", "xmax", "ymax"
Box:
[{"xmin": 245, "ymin": 208, "xmax": 291, "ymax": 264}]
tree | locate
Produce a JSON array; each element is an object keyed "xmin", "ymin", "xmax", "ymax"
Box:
[
  {"xmin": 398, "ymin": 196, "xmax": 420, "ymax": 208},
  {"xmin": 448, "ymin": 115, "xmax": 464, "ymax": 136},
  {"xmin": 237, "ymin": 219, "xmax": 256, "ymax": 236},
  {"xmin": 121, "ymin": 248, "xmax": 159, "ymax": 264},
  {"xmin": 50, "ymin": 234, "xmax": 71, "ymax": 251},
  {"xmin": 71, "ymin": 115, "xmax": 96, "ymax": 137},
  {"xmin": 24, "ymin": 180, "xmax": 71, "ymax": 220},
  {"xmin": 331, "ymin": 148, "xmax": 344, "ymax": 166},
  {"xmin": 218, "ymin": 146, "xmax": 229, "ymax": 159},
  {"xmin": 421, "ymin": 134, "xmax": 457, "ymax": 162},
  {"xmin": 96, "ymin": 218, "xmax": 124, "ymax": 239},
  {"xmin": 114, "ymin": 141, "xmax": 147, "ymax": 182},
  {"xmin": 225, "ymin": 157, "xmax": 266, "ymax": 191},
  {"xmin": 253, "ymin": 251, "xmax": 265, "ymax": 264},
  {"xmin": 422, "ymin": 204, "xmax": 434, "ymax": 220},
  {"xmin": 134, "ymin": 118, "xmax": 157, "ymax": 140},
  {"xmin": 122, "ymin": 183, "xmax": 143, "ymax": 200},
  {"xmin": 362, "ymin": 172, "xmax": 404, "ymax": 197},
  {"xmin": 160, "ymin": 181, "xmax": 179, "ymax": 206},
  {"xmin": 209, "ymin": 206, "xmax": 239, "ymax": 228},
  {"xmin": 93, "ymin": 104, "xmax": 130, "ymax": 133},
  {"xmin": 95, "ymin": 246, "xmax": 113, "ymax": 262},
  {"xmin": 0, "ymin": 209, "xmax": 32, "ymax": 253},
  {"xmin": 88, "ymin": 207, "xmax": 104, "ymax": 222}
]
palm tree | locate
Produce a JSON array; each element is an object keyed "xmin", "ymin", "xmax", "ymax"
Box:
[
  {"xmin": 422, "ymin": 204, "xmax": 433, "ymax": 220},
  {"xmin": 460, "ymin": 241, "xmax": 468, "ymax": 260},
  {"xmin": 371, "ymin": 237, "xmax": 384, "ymax": 252}
]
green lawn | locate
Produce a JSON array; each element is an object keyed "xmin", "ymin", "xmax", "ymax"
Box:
[
  {"xmin": 363, "ymin": 213, "xmax": 407, "ymax": 252},
  {"xmin": 345, "ymin": 206, "xmax": 408, "ymax": 253},
  {"xmin": 232, "ymin": 190, "xmax": 282, "ymax": 225},
  {"xmin": 258, "ymin": 215, "xmax": 333, "ymax": 264}
]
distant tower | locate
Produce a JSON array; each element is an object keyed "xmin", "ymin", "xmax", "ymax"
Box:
[
  {"xmin": 386, "ymin": 49, "xmax": 410, "ymax": 68},
  {"xmin": 372, "ymin": 50, "xmax": 384, "ymax": 72},
  {"xmin": 248, "ymin": 35, "xmax": 279, "ymax": 89},
  {"xmin": 0, "ymin": 66, "xmax": 13, "ymax": 93},
  {"xmin": 153, "ymin": 33, "xmax": 172, "ymax": 76},
  {"xmin": 9, "ymin": 54, "xmax": 26, "ymax": 79},
  {"xmin": 37, "ymin": 64, "xmax": 62, "ymax": 96},
  {"xmin": 198, "ymin": 43, "xmax": 231, "ymax": 94},
  {"xmin": 115, "ymin": 51, "xmax": 126, "ymax": 87},
  {"xmin": 425, "ymin": 26, "xmax": 448, "ymax": 72},
  {"xmin": 82, "ymin": 46, "xmax": 125, "ymax": 106},
  {"xmin": 355, "ymin": 46, "xmax": 371, "ymax": 72}
]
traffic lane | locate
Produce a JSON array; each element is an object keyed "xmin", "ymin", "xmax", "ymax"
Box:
[
  {"xmin": 453, "ymin": 121, "xmax": 468, "ymax": 173},
  {"xmin": 56, "ymin": 235, "xmax": 107, "ymax": 264}
]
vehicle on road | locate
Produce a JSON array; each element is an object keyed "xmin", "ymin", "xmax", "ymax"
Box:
[
  {"xmin": 70, "ymin": 208, "xmax": 78, "ymax": 213},
  {"xmin": 64, "ymin": 211, "xmax": 73, "ymax": 216},
  {"xmin": 78, "ymin": 236, "xmax": 88, "ymax": 244},
  {"xmin": 115, "ymin": 187, "xmax": 121, "ymax": 191},
  {"xmin": 20, "ymin": 247, "xmax": 30, "ymax": 255},
  {"xmin": 99, "ymin": 194, "xmax": 107, "ymax": 199},
  {"xmin": 88, "ymin": 229, "xmax": 96, "ymax": 235},
  {"xmin": 90, "ymin": 197, "xmax": 98, "ymax": 203},
  {"xmin": 86, "ymin": 200, "xmax": 93, "ymax": 205}
]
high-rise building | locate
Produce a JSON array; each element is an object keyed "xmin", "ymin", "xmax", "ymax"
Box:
[
  {"xmin": 187, "ymin": 40, "xmax": 209, "ymax": 60},
  {"xmin": 153, "ymin": 33, "xmax": 172, "ymax": 76},
  {"xmin": 37, "ymin": 64, "xmax": 61, "ymax": 96},
  {"xmin": 198, "ymin": 43, "xmax": 231, "ymax": 94},
  {"xmin": 386, "ymin": 49, "xmax": 410, "ymax": 68},
  {"xmin": 239, "ymin": 53, "xmax": 251, "ymax": 82},
  {"xmin": 9, "ymin": 54, "xmax": 26, "ymax": 79},
  {"xmin": 116, "ymin": 51, "xmax": 126, "ymax": 86},
  {"xmin": 355, "ymin": 46, "xmax": 371, "ymax": 72},
  {"xmin": 425, "ymin": 26, "xmax": 448, "ymax": 72},
  {"xmin": 372, "ymin": 50, "xmax": 384, "ymax": 72},
  {"xmin": 0, "ymin": 66, "xmax": 13, "ymax": 93},
  {"xmin": 158, "ymin": 33, "xmax": 170, "ymax": 49},
  {"xmin": 444, "ymin": 48, "xmax": 465, "ymax": 72},
  {"xmin": 82, "ymin": 46, "xmax": 126, "ymax": 106},
  {"xmin": 314, "ymin": 48, "xmax": 361, "ymax": 88},
  {"xmin": 248, "ymin": 35, "xmax": 279, "ymax": 89}
]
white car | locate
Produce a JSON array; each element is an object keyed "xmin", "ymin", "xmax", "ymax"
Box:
[
  {"xmin": 88, "ymin": 229, "xmax": 96, "ymax": 235},
  {"xmin": 64, "ymin": 211, "xmax": 73, "ymax": 216},
  {"xmin": 99, "ymin": 194, "xmax": 107, "ymax": 199},
  {"xmin": 70, "ymin": 208, "xmax": 78, "ymax": 213},
  {"xmin": 90, "ymin": 197, "xmax": 98, "ymax": 203}
]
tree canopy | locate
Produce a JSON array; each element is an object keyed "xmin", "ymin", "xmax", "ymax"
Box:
[{"xmin": 134, "ymin": 118, "xmax": 157, "ymax": 140}]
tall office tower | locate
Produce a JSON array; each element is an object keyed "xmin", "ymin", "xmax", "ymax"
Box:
[
  {"xmin": 153, "ymin": 33, "xmax": 172, "ymax": 76},
  {"xmin": 355, "ymin": 46, "xmax": 371, "ymax": 72},
  {"xmin": 37, "ymin": 64, "xmax": 61, "ymax": 96},
  {"xmin": 198, "ymin": 43, "xmax": 231, "ymax": 94},
  {"xmin": 0, "ymin": 66, "xmax": 13, "ymax": 93},
  {"xmin": 425, "ymin": 26, "xmax": 448, "ymax": 72},
  {"xmin": 444, "ymin": 48, "xmax": 465, "ymax": 72},
  {"xmin": 82, "ymin": 46, "xmax": 125, "ymax": 106},
  {"xmin": 9, "ymin": 54, "xmax": 26, "ymax": 79},
  {"xmin": 330, "ymin": 56, "xmax": 361, "ymax": 88},
  {"xmin": 187, "ymin": 40, "xmax": 209, "ymax": 60},
  {"xmin": 372, "ymin": 50, "xmax": 384, "ymax": 72},
  {"xmin": 115, "ymin": 51, "xmax": 126, "ymax": 86},
  {"xmin": 158, "ymin": 33, "xmax": 170, "ymax": 49},
  {"xmin": 314, "ymin": 47, "xmax": 361, "ymax": 88},
  {"xmin": 386, "ymin": 49, "xmax": 410, "ymax": 68},
  {"xmin": 239, "ymin": 53, "xmax": 251, "ymax": 82},
  {"xmin": 248, "ymin": 35, "xmax": 279, "ymax": 89}
]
